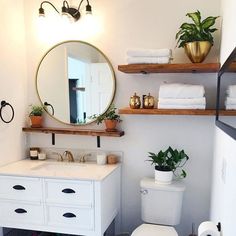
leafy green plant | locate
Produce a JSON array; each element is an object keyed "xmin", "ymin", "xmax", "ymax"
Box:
[
  {"xmin": 148, "ymin": 146, "xmax": 189, "ymax": 178},
  {"xmin": 176, "ymin": 10, "xmax": 219, "ymax": 48},
  {"xmin": 91, "ymin": 104, "xmax": 122, "ymax": 125},
  {"xmin": 29, "ymin": 104, "xmax": 44, "ymax": 116}
]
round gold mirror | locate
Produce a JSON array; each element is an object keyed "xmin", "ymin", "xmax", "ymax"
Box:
[{"xmin": 36, "ymin": 40, "xmax": 116, "ymax": 125}]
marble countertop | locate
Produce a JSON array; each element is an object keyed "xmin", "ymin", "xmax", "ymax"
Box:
[{"xmin": 0, "ymin": 159, "xmax": 120, "ymax": 181}]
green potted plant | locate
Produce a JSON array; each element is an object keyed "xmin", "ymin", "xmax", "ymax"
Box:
[
  {"xmin": 148, "ymin": 146, "xmax": 189, "ymax": 184},
  {"xmin": 176, "ymin": 10, "xmax": 219, "ymax": 63},
  {"xmin": 29, "ymin": 104, "xmax": 44, "ymax": 128},
  {"xmin": 92, "ymin": 104, "xmax": 122, "ymax": 131}
]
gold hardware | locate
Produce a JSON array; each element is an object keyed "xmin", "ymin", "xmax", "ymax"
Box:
[
  {"xmin": 184, "ymin": 41, "xmax": 212, "ymax": 63},
  {"xmin": 143, "ymin": 93, "xmax": 155, "ymax": 109},
  {"xmin": 63, "ymin": 151, "xmax": 74, "ymax": 162},
  {"xmin": 79, "ymin": 153, "xmax": 91, "ymax": 163},
  {"xmin": 129, "ymin": 92, "xmax": 141, "ymax": 109}
]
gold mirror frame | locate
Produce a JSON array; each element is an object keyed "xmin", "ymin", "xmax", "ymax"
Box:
[{"xmin": 36, "ymin": 40, "xmax": 116, "ymax": 126}]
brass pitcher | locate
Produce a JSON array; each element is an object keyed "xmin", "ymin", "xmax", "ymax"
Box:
[
  {"xmin": 129, "ymin": 92, "xmax": 141, "ymax": 109},
  {"xmin": 143, "ymin": 93, "xmax": 155, "ymax": 109}
]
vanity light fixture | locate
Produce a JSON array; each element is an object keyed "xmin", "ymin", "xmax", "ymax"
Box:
[{"xmin": 39, "ymin": 0, "xmax": 92, "ymax": 22}]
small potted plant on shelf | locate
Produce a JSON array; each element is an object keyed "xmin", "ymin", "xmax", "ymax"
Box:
[
  {"xmin": 29, "ymin": 104, "xmax": 44, "ymax": 128},
  {"xmin": 175, "ymin": 10, "xmax": 219, "ymax": 63},
  {"xmin": 148, "ymin": 146, "xmax": 189, "ymax": 184},
  {"xmin": 92, "ymin": 104, "xmax": 122, "ymax": 131}
]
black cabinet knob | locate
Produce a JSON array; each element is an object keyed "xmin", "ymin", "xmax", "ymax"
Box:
[
  {"xmin": 15, "ymin": 208, "xmax": 27, "ymax": 214},
  {"xmin": 13, "ymin": 185, "xmax": 26, "ymax": 190},
  {"xmin": 63, "ymin": 212, "xmax": 76, "ymax": 218},
  {"xmin": 62, "ymin": 188, "xmax": 76, "ymax": 194}
]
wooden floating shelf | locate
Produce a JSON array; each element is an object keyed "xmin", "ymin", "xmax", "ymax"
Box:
[
  {"xmin": 118, "ymin": 63, "xmax": 220, "ymax": 74},
  {"xmin": 22, "ymin": 127, "xmax": 125, "ymax": 137},
  {"xmin": 118, "ymin": 107, "xmax": 236, "ymax": 116}
]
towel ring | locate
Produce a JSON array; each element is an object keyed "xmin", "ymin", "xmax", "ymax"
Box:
[{"xmin": 0, "ymin": 100, "xmax": 15, "ymax": 123}]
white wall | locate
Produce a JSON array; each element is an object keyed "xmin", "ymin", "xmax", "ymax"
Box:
[
  {"xmin": 210, "ymin": 0, "xmax": 236, "ymax": 235},
  {"xmin": 23, "ymin": 0, "xmax": 221, "ymax": 235},
  {"xmin": 0, "ymin": 1, "xmax": 27, "ymax": 164},
  {"xmin": 0, "ymin": 1, "xmax": 27, "ymax": 235}
]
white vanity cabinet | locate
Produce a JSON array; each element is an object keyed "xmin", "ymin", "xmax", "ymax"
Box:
[{"xmin": 0, "ymin": 164, "xmax": 121, "ymax": 236}]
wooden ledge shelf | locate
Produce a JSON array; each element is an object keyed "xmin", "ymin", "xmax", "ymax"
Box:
[
  {"xmin": 22, "ymin": 127, "xmax": 125, "ymax": 137},
  {"xmin": 22, "ymin": 127, "xmax": 124, "ymax": 148},
  {"xmin": 118, "ymin": 63, "xmax": 220, "ymax": 74},
  {"xmin": 118, "ymin": 107, "xmax": 236, "ymax": 116}
]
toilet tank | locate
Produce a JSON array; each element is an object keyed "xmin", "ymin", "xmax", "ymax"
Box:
[{"xmin": 140, "ymin": 177, "xmax": 185, "ymax": 226}]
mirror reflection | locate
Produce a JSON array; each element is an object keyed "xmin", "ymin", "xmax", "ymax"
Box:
[
  {"xmin": 36, "ymin": 41, "xmax": 115, "ymax": 125},
  {"xmin": 218, "ymin": 54, "xmax": 236, "ymax": 128}
]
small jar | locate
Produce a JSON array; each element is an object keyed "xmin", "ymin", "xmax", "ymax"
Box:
[
  {"xmin": 107, "ymin": 154, "xmax": 118, "ymax": 164},
  {"xmin": 143, "ymin": 93, "xmax": 155, "ymax": 109},
  {"xmin": 129, "ymin": 92, "xmax": 141, "ymax": 109},
  {"xmin": 29, "ymin": 147, "xmax": 40, "ymax": 160}
]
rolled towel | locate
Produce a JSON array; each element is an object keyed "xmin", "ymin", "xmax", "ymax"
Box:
[
  {"xmin": 158, "ymin": 104, "xmax": 206, "ymax": 109},
  {"xmin": 127, "ymin": 56, "xmax": 170, "ymax": 64},
  {"xmin": 158, "ymin": 97, "xmax": 206, "ymax": 105},
  {"xmin": 225, "ymin": 97, "xmax": 236, "ymax": 105},
  {"xmin": 127, "ymin": 48, "xmax": 172, "ymax": 57},
  {"xmin": 226, "ymin": 85, "xmax": 236, "ymax": 98},
  {"xmin": 226, "ymin": 104, "xmax": 236, "ymax": 110},
  {"xmin": 159, "ymin": 83, "xmax": 205, "ymax": 99}
]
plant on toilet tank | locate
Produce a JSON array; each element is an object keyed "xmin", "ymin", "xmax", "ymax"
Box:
[{"xmin": 148, "ymin": 146, "xmax": 189, "ymax": 184}]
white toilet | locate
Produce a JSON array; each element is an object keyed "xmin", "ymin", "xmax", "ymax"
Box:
[{"xmin": 131, "ymin": 177, "xmax": 185, "ymax": 236}]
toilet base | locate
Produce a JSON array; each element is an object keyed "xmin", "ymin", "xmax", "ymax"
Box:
[{"xmin": 131, "ymin": 224, "xmax": 178, "ymax": 236}]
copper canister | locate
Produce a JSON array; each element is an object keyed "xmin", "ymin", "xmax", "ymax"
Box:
[
  {"xmin": 143, "ymin": 93, "xmax": 155, "ymax": 109},
  {"xmin": 129, "ymin": 92, "xmax": 141, "ymax": 109}
]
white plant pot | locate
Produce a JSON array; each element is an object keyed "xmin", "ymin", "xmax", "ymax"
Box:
[{"xmin": 155, "ymin": 169, "xmax": 173, "ymax": 184}]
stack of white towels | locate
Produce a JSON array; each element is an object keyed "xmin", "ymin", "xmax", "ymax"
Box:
[
  {"xmin": 158, "ymin": 83, "xmax": 206, "ymax": 109},
  {"xmin": 126, "ymin": 48, "xmax": 172, "ymax": 64},
  {"xmin": 225, "ymin": 85, "xmax": 236, "ymax": 110}
]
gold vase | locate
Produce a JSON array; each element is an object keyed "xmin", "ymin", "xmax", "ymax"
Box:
[{"xmin": 184, "ymin": 41, "xmax": 212, "ymax": 63}]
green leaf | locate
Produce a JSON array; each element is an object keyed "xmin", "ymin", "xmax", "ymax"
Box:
[
  {"xmin": 186, "ymin": 10, "xmax": 201, "ymax": 27},
  {"xmin": 202, "ymin": 16, "xmax": 219, "ymax": 29},
  {"xmin": 181, "ymin": 170, "xmax": 187, "ymax": 178}
]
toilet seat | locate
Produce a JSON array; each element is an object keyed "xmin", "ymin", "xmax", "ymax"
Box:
[{"xmin": 131, "ymin": 224, "xmax": 178, "ymax": 236}]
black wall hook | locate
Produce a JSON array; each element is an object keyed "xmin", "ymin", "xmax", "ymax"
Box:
[
  {"xmin": 0, "ymin": 100, "xmax": 15, "ymax": 123},
  {"xmin": 44, "ymin": 102, "xmax": 55, "ymax": 115}
]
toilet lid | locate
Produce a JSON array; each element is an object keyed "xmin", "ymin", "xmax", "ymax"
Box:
[{"xmin": 131, "ymin": 224, "xmax": 178, "ymax": 236}]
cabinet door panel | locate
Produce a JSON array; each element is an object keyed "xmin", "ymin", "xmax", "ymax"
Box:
[
  {"xmin": 46, "ymin": 205, "xmax": 94, "ymax": 230},
  {"xmin": 45, "ymin": 179, "xmax": 94, "ymax": 206},
  {"xmin": 0, "ymin": 201, "xmax": 44, "ymax": 225},
  {"xmin": 0, "ymin": 176, "xmax": 42, "ymax": 202}
]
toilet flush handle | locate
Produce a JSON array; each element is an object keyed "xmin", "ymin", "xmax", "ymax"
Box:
[{"xmin": 140, "ymin": 189, "xmax": 148, "ymax": 195}]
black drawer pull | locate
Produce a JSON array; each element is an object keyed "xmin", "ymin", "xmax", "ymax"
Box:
[
  {"xmin": 15, "ymin": 208, "xmax": 27, "ymax": 214},
  {"xmin": 63, "ymin": 212, "xmax": 76, "ymax": 218},
  {"xmin": 62, "ymin": 188, "xmax": 75, "ymax": 194},
  {"xmin": 13, "ymin": 185, "xmax": 25, "ymax": 190}
]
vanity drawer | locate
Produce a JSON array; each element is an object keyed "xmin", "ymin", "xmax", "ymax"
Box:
[
  {"xmin": 0, "ymin": 201, "xmax": 44, "ymax": 225},
  {"xmin": 45, "ymin": 179, "xmax": 94, "ymax": 206},
  {"xmin": 46, "ymin": 205, "xmax": 94, "ymax": 230},
  {"xmin": 0, "ymin": 176, "xmax": 42, "ymax": 201}
]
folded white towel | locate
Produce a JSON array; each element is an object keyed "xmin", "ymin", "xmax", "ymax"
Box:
[
  {"xmin": 127, "ymin": 49, "xmax": 172, "ymax": 57},
  {"xmin": 127, "ymin": 56, "xmax": 170, "ymax": 64},
  {"xmin": 158, "ymin": 97, "xmax": 206, "ymax": 105},
  {"xmin": 226, "ymin": 104, "xmax": 236, "ymax": 110},
  {"xmin": 158, "ymin": 104, "xmax": 206, "ymax": 109},
  {"xmin": 225, "ymin": 97, "xmax": 236, "ymax": 105},
  {"xmin": 226, "ymin": 85, "xmax": 236, "ymax": 98},
  {"xmin": 159, "ymin": 83, "xmax": 205, "ymax": 99}
]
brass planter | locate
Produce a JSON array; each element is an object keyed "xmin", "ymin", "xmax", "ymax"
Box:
[{"xmin": 184, "ymin": 41, "xmax": 212, "ymax": 63}]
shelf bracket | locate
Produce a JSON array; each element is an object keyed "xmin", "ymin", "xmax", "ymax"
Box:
[
  {"xmin": 97, "ymin": 136, "xmax": 101, "ymax": 148},
  {"xmin": 52, "ymin": 133, "xmax": 55, "ymax": 145}
]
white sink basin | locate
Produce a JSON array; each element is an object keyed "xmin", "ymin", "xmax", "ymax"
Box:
[{"xmin": 31, "ymin": 162, "xmax": 85, "ymax": 173}]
